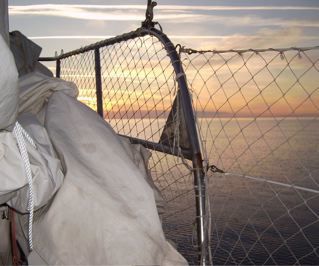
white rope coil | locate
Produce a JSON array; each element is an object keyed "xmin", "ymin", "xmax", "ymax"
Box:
[{"xmin": 13, "ymin": 121, "xmax": 36, "ymax": 251}]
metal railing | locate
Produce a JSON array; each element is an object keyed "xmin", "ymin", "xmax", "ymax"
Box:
[{"xmin": 40, "ymin": 25, "xmax": 209, "ymax": 265}]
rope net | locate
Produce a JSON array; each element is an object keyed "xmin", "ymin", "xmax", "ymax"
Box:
[
  {"xmin": 59, "ymin": 34, "xmax": 199, "ymax": 264},
  {"xmin": 180, "ymin": 46, "xmax": 319, "ymax": 264},
  {"xmin": 60, "ymin": 50, "xmax": 97, "ymax": 111}
]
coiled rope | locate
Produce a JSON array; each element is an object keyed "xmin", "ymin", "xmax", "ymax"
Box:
[{"xmin": 13, "ymin": 121, "xmax": 36, "ymax": 251}]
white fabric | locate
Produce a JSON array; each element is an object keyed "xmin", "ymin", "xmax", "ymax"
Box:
[
  {"xmin": 5, "ymin": 114, "xmax": 64, "ymax": 214},
  {"xmin": 0, "ymin": 34, "xmax": 186, "ymax": 264},
  {"xmin": 0, "ymin": 35, "xmax": 18, "ymax": 129},
  {"xmin": 0, "ymin": 36, "xmax": 24, "ymax": 206},
  {"xmin": 18, "ymin": 71, "xmax": 78, "ymax": 115},
  {"xmin": 0, "ymin": 48, "xmax": 64, "ymax": 213},
  {"xmin": 28, "ymin": 91, "xmax": 187, "ymax": 265},
  {"xmin": 0, "ymin": 132, "xmax": 25, "ymax": 204},
  {"xmin": 0, "ymin": 33, "xmax": 65, "ymax": 262},
  {"xmin": 119, "ymin": 137, "xmax": 165, "ymax": 216}
]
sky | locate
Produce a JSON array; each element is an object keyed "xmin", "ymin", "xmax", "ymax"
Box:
[
  {"xmin": 6, "ymin": 0, "xmax": 319, "ymax": 117},
  {"xmin": 8, "ymin": 0, "xmax": 319, "ymax": 56}
]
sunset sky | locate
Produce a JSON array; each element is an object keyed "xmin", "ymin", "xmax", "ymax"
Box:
[
  {"xmin": 8, "ymin": 0, "xmax": 319, "ymax": 56},
  {"xmin": 7, "ymin": 0, "xmax": 319, "ymax": 117}
]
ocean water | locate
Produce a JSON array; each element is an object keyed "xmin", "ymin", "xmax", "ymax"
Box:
[
  {"xmin": 111, "ymin": 117, "xmax": 319, "ymax": 265},
  {"xmin": 187, "ymin": 118, "xmax": 319, "ymax": 264}
]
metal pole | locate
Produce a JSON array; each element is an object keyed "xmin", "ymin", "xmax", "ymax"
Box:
[
  {"xmin": 94, "ymin": 48, "xmax": 103, "ymax": 117},
  {"xmin": 147, "ymin": 28, "xmax": 208, "ymax": 265},
  {"xmin": 193, "ymin": 154, "xmax": 207, "ymax": 265},
  {"xmin": 56, "ymin": 59, "xmax": 61, "ymax": 78},
  {"xmin": 119, "ymin": 134, "xmax": 192, "ymax": 159}
]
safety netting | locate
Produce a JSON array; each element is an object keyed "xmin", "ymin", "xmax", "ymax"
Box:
[
  {"xmin": 56, "ymin": 29, "xmax": 319, "ymax": 264},
  {"xmin": 180, "ymin": 46, "xmax": 319, "ymax": 264}
]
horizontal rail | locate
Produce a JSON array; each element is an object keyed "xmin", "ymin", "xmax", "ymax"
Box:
[
  {"xmin": 38, "ymin": 57, "xmax": 57, "ymax": 62},
  {"xmin": 39, "ymin": 28, "xmax": 150, "ymax": 61},
  {"xmin": 119, "ymin": 134, "xmax": 192, "ymax": 160},
  {"xmin": 180, "ymin": 45, "xmax": 319, "ymax": 55}
]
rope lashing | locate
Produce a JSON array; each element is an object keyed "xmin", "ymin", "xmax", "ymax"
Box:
[
  {"xmin": 208, "ymin": 164, "xmax": 225, "ymax": 174},
  {"xmin": 175, "ymin": 72, "xmax": 186, "ymax": 81},
  {"xmin": 13, "ymin": 121, "xmax": 36, "ymax": 251}
]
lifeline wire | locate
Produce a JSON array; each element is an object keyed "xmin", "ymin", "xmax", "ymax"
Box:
[
  {"xmin": 13, "ymin": 121, "xmax": 36, "ymax": 251},
  {"xmin": 225, "ymin": 172, "xmax": 319, "ymax": 194},
  {"xmin": 208, "ymin": 165, "xmax": 319, "ymax": 194}
]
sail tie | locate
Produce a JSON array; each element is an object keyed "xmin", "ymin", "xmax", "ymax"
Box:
[{"xmin": 13, "ymin": 121, "xmax": 36, "ymax": 251}]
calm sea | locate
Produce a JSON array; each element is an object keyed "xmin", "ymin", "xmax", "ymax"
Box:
[
  {"xmin": 199, "ymin": 117, "xmax": 319, "ymax": 265},
  {"xmin": 110, "ymin": 117, "xmax": 319, "ymax": 265}
]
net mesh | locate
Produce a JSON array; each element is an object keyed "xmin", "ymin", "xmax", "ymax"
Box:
[
  {"xmin": 60, "ymin": 50, "xmax": 97, "ymax": 111},
  {"xmin": 180, "ymin": 46, "xmax": 319, "ymax": 264},
  {"xmin": 58, "ymin": 33, "xmax": 319, "ymax": 264},
  {"xmin": 59, "ymin": 34, "xmax": 199, "ymax": 264}
]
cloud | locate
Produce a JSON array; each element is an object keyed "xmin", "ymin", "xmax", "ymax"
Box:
[
  {"xmin": 30, "ymin": 35, "xmax": 115, "ymax": 40},
  {"xmin": 9, "ymin": 4, "xmax": 319, "ymax": 12},
  {"xmin": 8, "ymin": 5, "xmax": 199, "ymax": 21},
  {"xmin": 221, "ymin": 27, "xmax": 306, "ymax": 49},
  {"xmin": 9, "ymin": 4, "xmax": 319, "ymax": 27},
  {"xmin": 201, "ymin": 15, "xmax": 319, "ymax": 28},
  {"xmin": 28, "ymin": 33, "xmax": 318, "ymax": 42},
  {"xmin": 190, "ymin": 27, "xmax": 310, "ymax": 51},
  {"xmin": 28, "ymin": 35, "xmax": 233, "ymax": 40},
  {"xmin": 159, "ymin": 5, "xmax": 319, "ymax": 11}
]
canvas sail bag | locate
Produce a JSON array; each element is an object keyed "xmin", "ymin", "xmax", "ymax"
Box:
[
  {"xmin": 26, "ymin": 91, "xmax": 187, "ymax": 265},
  {"xmin": 1, "ymin": 29, "xmax": 187, "ymax": 264},
  {"xmin": 0, "ymin": 34, "xmax": 65, "ymax": 263}
]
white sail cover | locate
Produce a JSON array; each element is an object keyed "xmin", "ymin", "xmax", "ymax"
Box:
[
  {"xmin": 27, "ymin": 91, "xmax": 186, "ymax": 265},
  {"xmin": 0, "ymin": 58, "xmax": 65, "ymax": 213},
  {"xmin": 0, "ymin": 29, "xmax": 187, "ymax": 264},
  {"xmin": 0, "ymin": 35, "xmax": 18, "ymax": 130},
  {"xmin": 0, "ymin": 36, "xmax": 26, "ymax": 206}
]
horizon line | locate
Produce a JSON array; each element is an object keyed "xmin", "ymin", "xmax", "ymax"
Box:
[{"xmin": 97, "ymin": 110, "xmax": 318, "ymax": 119}]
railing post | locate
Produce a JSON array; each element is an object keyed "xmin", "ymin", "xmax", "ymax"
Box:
[
  {"xmin": 193, "ymin": 154, "xmax": 207, "ymax": 265},
  {"xmin": 56, "ymin": 59, "xmax": 61, "ymax": 78},
  {"xmin": 94, "ymin": 48, "xmax": 103, "ymax": 118},
  {"xmin": 147, "ymin": 28, "xmax": 208, "ymax": 265}
]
